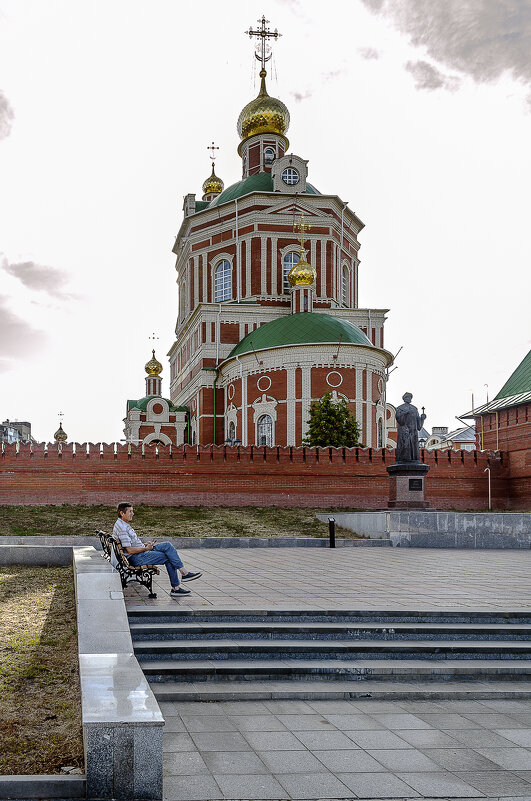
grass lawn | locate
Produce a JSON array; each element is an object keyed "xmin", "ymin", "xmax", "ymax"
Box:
[
  {"xmin": 0, "ymin": 505, "xmax": 360, "ymax": 539},
  {"xmin": 0, "ymin": 566, "xmax": 83, "ymax": 775}
]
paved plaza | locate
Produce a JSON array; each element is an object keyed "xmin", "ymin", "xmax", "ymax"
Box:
[{"xmin": 125, "ymin": 547, "xmax": 531, "ymax": 799}]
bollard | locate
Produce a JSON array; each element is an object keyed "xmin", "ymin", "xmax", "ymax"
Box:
[{"xmin": 328, "ymin": 517, "xmax": 336, "ymax": 548}]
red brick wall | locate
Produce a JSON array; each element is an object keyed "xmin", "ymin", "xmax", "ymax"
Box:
[{"xmin": 1, "ymin": 443, "xmax": 525, "ymax": 510}]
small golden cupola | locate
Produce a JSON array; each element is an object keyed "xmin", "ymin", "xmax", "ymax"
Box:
[
  {"xmin": 54, "ymin": 421, "xmax": 67, "ymax": 443},
  {"xmin": 289, "ymin": 214, "xmax": 316, "ymax": 314},
  {"xmin": 202, "ymin": 163, "xmax": 224, "ymax": 202},
  {"xmin": 145, "ymin": 349, "xmax": 163, "ymax": 396}
]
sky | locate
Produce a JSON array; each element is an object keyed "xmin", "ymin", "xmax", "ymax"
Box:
[{"xmin": 0, "ymin": 0, "xmax": 530, "ymax": 444}]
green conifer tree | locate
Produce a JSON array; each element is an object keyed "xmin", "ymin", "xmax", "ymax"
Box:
[{"xmin": 302, "ymin": 392, "xmax": 361, "ymax": 448}]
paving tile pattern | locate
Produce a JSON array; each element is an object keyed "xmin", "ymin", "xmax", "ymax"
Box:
[{"xmin": 161, "ymin": 697, "xmax": 531, "ymax": 799}]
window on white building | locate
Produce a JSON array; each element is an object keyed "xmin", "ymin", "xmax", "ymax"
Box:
[
  {"xmin": 377, "ymin": 418, "xmax": 383, "ymax": 449},
  {"xmin": 228, "ymin": 421, "xmax": 236, "ymax": 442},
  {"xmin": 283, "ymin": 251, "xmax": 299, "ymax": 294},
  {"xmin": 264, "ymin": 147, "xmax": 275, "ymax": 165},
  {"xmin": 257, "ymin": 414, "xmax": 273, "ymax": 446},
  {"xmin": 342, "ymin": 265, "xmax": 350, "ymax": 307},
  {"xmin": 215, "ymin": 260, "xmax": 231, "ymax": 302}
]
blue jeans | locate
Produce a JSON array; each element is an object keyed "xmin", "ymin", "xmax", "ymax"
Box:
[{"xmin": 128, "ymin": 542, "xmax": 184, "ymax": 587}]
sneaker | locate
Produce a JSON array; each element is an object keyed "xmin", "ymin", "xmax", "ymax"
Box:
[
  {"xmin": 170, "ymin": 586, "xmax": 191, "ymax": 596},
  {"xmin": 181, "ymin": 571, "xmax": 202, "ymax": 582}
]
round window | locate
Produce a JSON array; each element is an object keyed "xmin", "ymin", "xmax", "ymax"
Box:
[
  {"xmin": 152, "ymin": 403, "xmax": 164, "ymax": 415},
  {"xmin": 281, "ymin": 167, "xmax": 299, "ymax": 185}
]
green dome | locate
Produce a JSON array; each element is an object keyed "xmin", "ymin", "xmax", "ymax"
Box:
[
  {"xmin": 228, "ymin": 313, "xmax": 372, "ymax": 359},
  {"xmin": 208, "ymin": 172, "xmax": 320, "ymax": 209}
]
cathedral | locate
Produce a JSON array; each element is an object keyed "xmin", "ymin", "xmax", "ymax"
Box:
[{"xmin": 124, "ymin": 17, "xmax": 395, "ymax": 449}]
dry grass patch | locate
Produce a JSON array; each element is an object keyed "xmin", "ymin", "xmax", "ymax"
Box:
[
  {"xmin": 0, "ymin": 505, "xmax": 359, "ymax": 539},
  {"xmin": 0, "ymin": 566, "xmax": 83, "ymax": 775}
]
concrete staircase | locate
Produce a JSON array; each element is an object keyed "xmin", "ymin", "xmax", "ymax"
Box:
[{"xmin": 128, "ymin": 608, "xmax": 531, "ymax": 701}]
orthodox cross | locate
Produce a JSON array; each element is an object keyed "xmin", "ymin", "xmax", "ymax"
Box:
[
  {"xmin": 245, "ymin": 15, "xmax": 281, "ymax": 73},
  {"xmin": 58, "ymin": 411, "xmax": 64, "ymax": 422},
  {"xmin": 207, "ymin": 141, "xmax": 219, "ymax": 163},
  {"xmin": 294, "ymin": 213, "xmax": 311, "ymax": 255},
  {"xmin": 149, "ymin": 332, "xmax": 159, "ymax": 342}
]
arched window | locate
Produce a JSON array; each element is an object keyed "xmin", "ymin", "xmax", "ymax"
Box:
[
  {"xmin": 342, "ymin": 265, "xmax": 350, "ymax": 307},
  {"xmin": 264, "ymin": 147, "xmax": 275, "ymax": 165},
  {"xmin": 179, "ymin": 279, "xmax": 186, "ymax": 319},
  {"xmin": 215, "ymin": 260, "xmax": 231, "ymax": 302},
  {"xmin": 228, "ymin": 421, "xmax": 235, "ymax": 442},
  {"xmin": 257, "ymin": 414, "xmax": 273, "ymax": 446},
  {"xmin": 377, "ymin": 418, "xmax": 383, "ymax": 449},
  {"xmin": 282, "ymin": 252, "xmax": 299, "ymax": 294}
]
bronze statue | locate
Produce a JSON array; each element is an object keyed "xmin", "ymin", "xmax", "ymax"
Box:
[{"xmin": 395, "ymin": 392, "xmax": 426, "ymax": 463}]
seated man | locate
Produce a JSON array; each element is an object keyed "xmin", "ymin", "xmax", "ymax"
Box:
[{"xmin": 113, "ymin": 502, "xmax": 201, "ymax": 596}]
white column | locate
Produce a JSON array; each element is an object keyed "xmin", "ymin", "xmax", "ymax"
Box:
[
  {"xmin": 320, "ymin": 239, "xmax": 326, "ymax": 299},
  {"xmin": 245, "ymin": 238, "xmax": 251, "ymax": 299},
  {"xmin": 241, "ymin": 370, "xmax": 248, "ymax": 445},
  {"xmin": 261, "ymin": 237, "xmax": 267, "ymax": 294},
  {"xmin": 365, "ymin": 369, "xmax": 373, "ymax": 447},
  {"xmin": 286, "ymin": 367, "xmax": 296, "ymax": 445},
  {"xmin": 270, "ymin": 236, "xmax": 277, "ymax": 296},
  {"xmin": 355, "ymin": 368, "xmax": 363, "ymax": 441},
  {"xmin": 202, "ymin": 254, "xmax": 207, "ymax": 304},
  {"xmin": 193, "ymin": 256, "xmax": 199, "ymax": 310},
  {"xmin": 301, "ymin": 366, "xmax": 311, "ymax": 440}
]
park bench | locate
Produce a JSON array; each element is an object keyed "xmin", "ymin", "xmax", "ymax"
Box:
[{"xmin": 96, "ymin": 529, "xmax": 159, "ymax": 598}]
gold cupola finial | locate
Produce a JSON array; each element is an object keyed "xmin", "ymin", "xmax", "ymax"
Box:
[
  {"xmin": 145, "ymin": 349, "xmax": 163, "ymax": 377},
  {"xmin": 288, "ymin": 213, "xmax": 316, "ymax": 286},
  {"xmin": 238, "ymin": 16, "xmax": 289, "ymax": 153}
]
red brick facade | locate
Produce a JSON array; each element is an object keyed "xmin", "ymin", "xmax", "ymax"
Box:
[{"xmin": 1, "ymin": 443, "xmax": 526, "ymax": 510}]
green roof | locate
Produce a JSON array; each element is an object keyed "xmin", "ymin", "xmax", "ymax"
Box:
[
  {"xmin": 227, "ymin": 313, "xmax": 372, "ymax": 358},
  {"xmin": 207, "ymin": 172, "xmax": 320, "ymax": 209},
  {"xmin": 127, "ymin": 396, "xmax": 187, "ymax": 413},
  {"xmin": 494, "ymin": 349, "xmax": 531, "ymax": 400}
]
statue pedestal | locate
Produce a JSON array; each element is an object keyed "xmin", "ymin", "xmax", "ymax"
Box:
[{"xmin": 386, "ymin": 463, "xmax": 430, "ymax": 509}]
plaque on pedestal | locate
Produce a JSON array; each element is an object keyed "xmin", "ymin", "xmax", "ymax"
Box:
[{"xmin": 387, "ymin": 462, "xmax": 430, "ymax": 509}]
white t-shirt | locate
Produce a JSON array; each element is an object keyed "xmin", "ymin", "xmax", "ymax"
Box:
[{"xmin": 113, "ymin": 518, "xmax": 144, "ymax": 549}]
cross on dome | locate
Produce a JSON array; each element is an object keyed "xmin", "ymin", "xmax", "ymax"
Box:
[
  {"xmin": 245, "ymin": 15, "xmax": 281, "ymax": 76},
  {"xmin": 293, "ymin": 213, "xmax": 311, "ymax": 257},
  {"xmin": 207, "ymin": 141, "xmax": 219, "ymax": 162}
]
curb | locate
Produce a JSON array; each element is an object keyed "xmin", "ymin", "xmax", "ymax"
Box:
[{"xmin": 0, "ymin": 774, "xmax": 85, "ymax": 799}]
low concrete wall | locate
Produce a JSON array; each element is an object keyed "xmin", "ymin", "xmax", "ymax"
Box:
[
  {"xmin": 1, "ymin": 535, "xmax": 384, "ymax": 549},
  {"xmin": 73, "ymin": 547, "xmax": 164, "ymax": 800},
  {"xmin": 318, "ymin": 511, "xmax": 531, "ymax": 549},
  {"xmin": 0, "ymin": 545, "xmax": 73, "ymax": 565}
]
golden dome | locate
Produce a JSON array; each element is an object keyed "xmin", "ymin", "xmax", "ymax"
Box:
[
  {"xmin": 237, "ymin": 71, "xmax": 290, "ymax": 150},
  {"xmin": 202, "ymin": 163, "xmax": 224, "ymax": 197},
  {"xmin": 145, "ymin": 349, "xmax": 163, "ymax": 377},
  {"xmin": 54, "ymin": 422, "xmax": 67, "ymax": 442},
  {"xmin": 288, "ymin": 256, "xmax": 316, "ymax": 287}
]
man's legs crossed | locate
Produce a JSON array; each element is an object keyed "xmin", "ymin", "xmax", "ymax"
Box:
[
  {"xmin": 153, "ymin": 542, "xmax": 201, "ymax": 582},
  {"xmin": 128, "ymin": 549, "xmax": 181, "ymax": 588}
]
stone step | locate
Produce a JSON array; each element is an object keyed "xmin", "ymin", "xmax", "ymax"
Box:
[
  {"xmin": 141, "ymin": 656, "xmax": 531, "ymax": 683},
  {"xmin": 134, "ymin": 637, "xmax": 531, "ymax": 659},
  {"xmin": 129, "ymin": 620, "xmax": 531, "ymax": 641},
  {"xmin": 150, "ymin": 677, "xmax": 531, "ymax": 701},
  {"xmin": 127, "ymin": 606, "xmax": 531, "ymax": 625}
]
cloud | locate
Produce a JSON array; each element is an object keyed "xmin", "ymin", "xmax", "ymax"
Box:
[
  {"xmin": 0, "ymin": 296, "xmax": 44, "ymax": 369},
  {"xmin": 2, "ymin": 259, "xmax": 73, "ymax": 299},
  {"xmin": 359, "ymin": 47, "xmax": 381, "ymax": 60},
  {"xmin": 405, "ymin": 60, "xmax": 460, "ymax": 91},
  {"xmin": 361, "ymin": 0, "xmax": 531, "ymax": 87},
  {"xmin": 291, "ymin": 90, "xmax": 313, "ymax": 102},
  {"xmin": 0, "ymin": 90, "xmax": 14, "ymax": 139}
]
